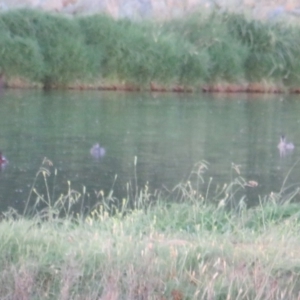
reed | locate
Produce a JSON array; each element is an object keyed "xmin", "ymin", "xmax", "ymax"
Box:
[
  {"xmin": 0, "ymin": 9, "xmax": 90, "ymax": 87},
  {"xmin": 1, "ymin": 8, "xmax": 300, "ymax": 90},
  {"xmin": 225, "ymin": 12, "xmax": 300, "ymax": 84}
]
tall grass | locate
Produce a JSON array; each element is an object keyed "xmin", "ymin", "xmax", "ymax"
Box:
[
  {"xmin": 162, "ymin": 12, "xmax": 249, "ymax": 83},
  {"xmin": 1, "ymin": 9, "xmax": 300, "ymax": 90},
  {"xmin": 226, "ymin": 13, "xmax": 300, "ymax": 84},
  {"xmin": 0, "ymin": 9, "xmax": 90, "ymax": 87},
  {"xmin": 0, "ymin": 159, "xmax": 300, "ymax": 298}
]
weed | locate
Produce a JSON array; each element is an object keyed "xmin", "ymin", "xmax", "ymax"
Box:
[{"xmin": 0, "ymin": 159, "xmax": 300, "ymax": 298}]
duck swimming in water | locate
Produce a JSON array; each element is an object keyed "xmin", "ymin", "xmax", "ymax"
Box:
[
  {"xmin": 278, "ymin": 135, "xmax": 295, "ymax": 150},
  {"xmin": 90, "ymin": 143, "xmax": 106, "ymax": 159},
  {"xmin": 0, "ymin": 152, "xmax": 7, "ymax": 164},
  {"xmin": 278, "ymin": 135, "xmax": 294, "ymax": 157}
]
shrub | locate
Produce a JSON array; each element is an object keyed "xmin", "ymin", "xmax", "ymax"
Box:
[
  {"xmin": 0, "ymin": 34, "xmax": 45, "ymax": 81},
  {"xmin": 0, "ymin": 9, "xmax": 90, "ymax": 87}
]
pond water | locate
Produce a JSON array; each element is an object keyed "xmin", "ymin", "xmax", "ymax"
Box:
[{"xmin": 0, "ymin": 89, "xmax": 299, "ymax": 213}]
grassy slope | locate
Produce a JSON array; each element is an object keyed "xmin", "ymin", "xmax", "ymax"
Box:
[
  {"xmin": 1, "ymin": 161, "xmax": 300, "ymax": 299},
  {"xmin": 1, "ymin": 202, "xmax": 300, "ymax": 299},
  {"xmin": 0, "ymin": 9, "xmax": 300, "ymax": 92}
]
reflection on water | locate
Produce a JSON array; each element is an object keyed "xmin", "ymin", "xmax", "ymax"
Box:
[
  {"xmin": 0, "ymin": 151, "xmax": 8, "ymax": 171},
  {"xmin": 0, "ymin": 89, "xmax": 299, "ymax": 212}
]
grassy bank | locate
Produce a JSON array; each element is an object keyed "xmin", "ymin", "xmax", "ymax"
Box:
[
  {"xmin": 1, "ymin": 161, "xmax": 300, "ymax": 299},
  {"xmin": 2, "ymin": 201, "xmax": 300, "ymax": 299},
  {"xmin": 1, "ymin": 9, "xmax": 300, "ymax": 92},
  {"xmin": 2, "ymin": 196, "xmax": 300, "ymax": 299}
]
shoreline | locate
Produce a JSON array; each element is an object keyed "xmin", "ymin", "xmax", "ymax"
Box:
[{"xmin": 5, "ymin": 78, "xmax": 300, "ymax": 94}]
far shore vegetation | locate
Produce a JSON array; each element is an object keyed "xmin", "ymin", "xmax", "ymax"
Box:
[
  {"xmin": 1, "ymin": 8, "xmax": 300, "ymax": 93},
  {"xmin": 1, "ymin": 159, "xmax": 300, "ymax": 298}
]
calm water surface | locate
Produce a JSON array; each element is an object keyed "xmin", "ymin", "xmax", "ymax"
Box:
[{"xmin": 0, "ymin": 89, "xmax": 299, "ymax": 212}]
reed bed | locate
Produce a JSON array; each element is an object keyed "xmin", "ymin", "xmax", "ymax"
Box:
[
  {"xmin": 1, "ymin": 8, "xmax": 300, "ymax": 92},
  {"xmin": 0, "ymin": 159, "xmax": 300, "ymax": 299}
]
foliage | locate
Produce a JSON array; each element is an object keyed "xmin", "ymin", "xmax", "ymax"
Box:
[
  {"xmin": 0, "ymin": 9, "xmax": 300, "ymax": 88},
  {"xmin": 0, "ymin": 9, "xmax": 90, "ymax": 87},
  {"xmin": 0, "ymin": 34, "xmax": 45, "ymax": 81},
  {"xmin": 163, "ymin": 12, "xmax": 248, "ymax": 82},
  {"xmin": 1, "ymin": 159, "xmax": 300, "ymax": 298},
  {"xmin": 226, "ymin": 13, "xmax": 300, "ymax": 83}
]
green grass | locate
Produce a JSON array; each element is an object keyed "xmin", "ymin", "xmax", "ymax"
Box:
[
  {"xmin": 0, "ymin": 9, "xmax": 90, "ymax": 87},
  {"xmin": 1, "ymin": 9, "xmax": 300, "ymax": 90},
  {"xmin": 225, "ymin": 13, "xmax": 300, "ymax": 84},
  {"xmin": 1, "ymin": 159, "xmax": 300, "ymax": 298}
]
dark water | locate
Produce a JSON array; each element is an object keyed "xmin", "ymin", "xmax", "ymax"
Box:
[{"xmin": 0, "ymin": 89, "xmax": 299, "ymax": 213}]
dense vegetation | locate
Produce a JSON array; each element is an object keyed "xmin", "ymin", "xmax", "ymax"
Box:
[
  {"xmin": 3, "ymin": 201, "xmax": 300, "ymax": 299},
  {"xmin": 0, "ymin": 160, "xmax": 300, "ymax": 298},
  {"xmin": 0, "ymin": 9, "xmax": 300, "ymax": 91}
]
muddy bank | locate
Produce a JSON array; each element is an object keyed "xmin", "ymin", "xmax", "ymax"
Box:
[{"xmin": 4, "ymin": 77, "xmax": 300, "ymax": 94}]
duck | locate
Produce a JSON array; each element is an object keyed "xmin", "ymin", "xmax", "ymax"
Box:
[
  {"xmin": 278, "ymin": 135, "xmax": 295, "ymax": 150},
  {"xmin": 0, "ymin": 152, "xmax": 7, "ymax": 164},
  {"xmin": 90, "ymin": 143, "xmax": 106, "ymax": 159}
]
